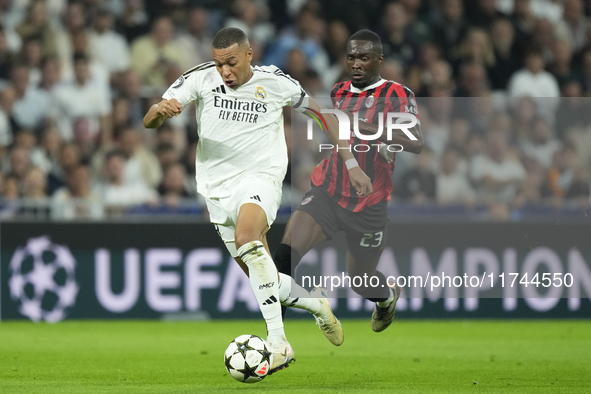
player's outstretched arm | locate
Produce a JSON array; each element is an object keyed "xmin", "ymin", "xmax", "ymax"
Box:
[
  {"xmin": 143, "ymin": 98, "xmax": 183, "ymax": 129},
  {"xmin": 304, "ymin": 97, "xmax": 373, "ymax": 197}
]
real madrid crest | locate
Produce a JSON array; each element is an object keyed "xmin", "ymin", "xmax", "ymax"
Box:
[
  {"xmin": 365, "ymin": 94, "xmax": 375, "ymax": 108},
  {"xmin": 255, "ymin": 86, "xmax": 266, "ymax": 100}
]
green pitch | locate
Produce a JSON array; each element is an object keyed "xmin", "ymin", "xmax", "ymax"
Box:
[{"xmin": 0, "ymin": 319, "xmax": 590, "ymax": 393}]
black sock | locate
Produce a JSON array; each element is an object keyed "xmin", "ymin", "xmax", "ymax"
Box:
[
  {"xmin": 362, "ymin": 270, "xmax": 391, "ymax": 303},
  {"xmin": 273, "ymin": 243, "xmax": 301, "ymax": 319}
]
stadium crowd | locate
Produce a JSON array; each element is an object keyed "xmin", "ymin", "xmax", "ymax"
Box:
[{"xmin": 0, "ymin": 0, "xmax": 589, "ymax": 220}]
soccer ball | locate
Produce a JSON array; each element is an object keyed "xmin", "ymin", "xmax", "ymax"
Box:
[{"xmin": 224, "ymin": 334, "xmax": 271, "ymax": 383}]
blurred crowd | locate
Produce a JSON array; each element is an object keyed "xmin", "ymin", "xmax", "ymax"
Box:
[{"xmin": 0, "ymin": 0, "xmax": 589, "ymax": 220}]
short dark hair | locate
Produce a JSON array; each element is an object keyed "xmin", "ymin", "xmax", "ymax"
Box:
[
  {"xmin": 105, "ymin": 149, "xmax": 125, "ymax": 162},
  {"xmin": 212, "ymin": 27, "xmax": 249, "ymax": 49},
  {"xmin": 348, "ymin": 29, "xmax": 383, "ymax": 55}
]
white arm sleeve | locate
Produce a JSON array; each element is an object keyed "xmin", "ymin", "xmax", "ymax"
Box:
[
  {"xmin": 162, "ymin": 68, "xmax": 204, "ymax": 109},
  {"xmin": 269, "ymin": 65, "xmax": 309, "ymax": 112}
]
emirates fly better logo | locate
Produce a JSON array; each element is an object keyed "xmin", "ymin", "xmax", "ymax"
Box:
[{"xmin": 305, "ymin": 107, "xmax": 418, "ymax": 152}]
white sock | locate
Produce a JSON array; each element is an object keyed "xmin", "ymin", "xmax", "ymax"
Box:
[
  {"xmin": 376, "ymin": 287, "xmax": 395, "ymax": 308},
  {"xmin": 278, "ymin": 273, "xmax": 322, "ymax": 315},
  {"xmin": 238, "ymin": 241, "xmax": 284, "ymax": 338}
]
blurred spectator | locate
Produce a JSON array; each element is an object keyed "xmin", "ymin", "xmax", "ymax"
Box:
[
  {"xmin": 61, "ymin": 30, "xmax": 110, "ymax": 87},
  {"xmin": 454, "ymin": 61, "xmax": 489, "ymax": 96},
  {"xmin": 22, "ymin": 166, "xmax": 46, "ymax": 199},
  {"xmin": 263, "ymin": 3, "xmax": 329, "ymax": 75},
  {"xmin": 507, "ymin": 46, "xmax": 559, "ymax": 113},
  {"xmin": 380, "ymin": 1, "xmax": 418, "ymax": 69},
  {"xmin": 555, "ymin": 82, "xmax": 590, "ymax": 139},
  {"xmin": 18, "ymin": 36, "xmax": 43, "ymax": 86},
  {"xmin": 53, "ymin": 53, "xmax": 112, "ymax": 142},
  {"xmin": 519, "ymin": 116, "xmax": 562, "ymax": 168},
  {"xmin": 38, "ymin": 55, "xmax": 61, "ymax": 94},
  {"xmin": 397, "ymin": 147, "xmax": 436, "ymax": 203},
  {"xmin": 324, "ymin": 20, "xmax": 349, "ymax": 65},
  {"xmin": 225, "ymin": 0, "xmax": 274, "ymax": 48},
  {"xmin": 452, "ymin": 28, "xmax": 495, "ymax": 72},
  {"xmin": 562, "ymin": 0, "xmax": 590, "ymax": 52},
  {"xmin": 117, "ymin": 0, "xmax": 150, "ymax": 43},
  {"xmin": 97, "ymin": 149, "xmax": 157, "ymax": 211},
  {"xmin": 47, "ymin": 142, "xmax": 80, "ymax": 194},
  {"xmin": 512, "ymin": 159, "xmax": 545, "ymax": 208},
  {"xmin": 156, "ymin": 143, "xmax": 180, "ymax": 170},
  {"xmin": 0, "ymin": 86, "xmax": 15, "ymax": 153},
  {"xmin": 10, "ymin": 63, "xmax": 52, "ymax": 133},
  {"xmin": 432, "ymin": 0, "xmax": 468, "ymax": 61},
  {"xmin": 30, "ymin": 127, "xmax": 62, "ymax": 173},
  {"xmin": 579, "ymin": 50, "xmax": 591, "ymax": 95},
  {"xmin": 5, "ymin": 145, "xmax": 32, "ymax": 194},
  {"xmin": 51, "ymin": 164, "xmax": 102, "ymax": 219},
  {"xmin": 471, "ymin": 131, "xmax": 526, "ymax": 203},
  {"xmin": 510, "ymin": 0, "xmax": 537, "ymax": 48},
  {"xmin": 157, "ymin": 161, "xmax": 190, "ymax": 206},
  {"xmin": 111, "ymin": 97, "xmax": 132, "ymax": 139},
  {"xmin": 16, "ymin": 0, "xmax": 58, "ymax": 57},
  {"xmin": 177, "ymin": 7, "xmax": 213, "ymax": 67},
  {"xmin": 545, "ymin": 145, "xmax": 591, "ymax": 205},
  {"xmin": 0, "ymin": 27, "xmax": 14, "ymax": 82},
  {"xmin": 119, "ymin": 127, "xmax": 161, "ymax": 188},
  {"xmin": 88, "ymin": 9, "xmax": 131, "ymax": 77},
  {"xmin": 130, "ymin": 16, "xmax": 188, "ymax": 89},
  {"xmin": 532, "ymin": 18, "xmax": 570, "ymax": 62},
  {"xmin": 488, "ymin": 17, "xmax": 523, "ymax": 91},
  {"xmin": 116, "ymin": 70, "xmax": 145, "ymax": 126},
  {"xmin": 407, "ymin": 42, "xmax": 443, "ymax": 93},
  {"xmin": 54, "ymin": 1, "xmax": 86, "ymax": 66},
  {"xmin": 436, "ymin": 148, "xmax": 475, "ymax": 206},
  {"xmin": 4, "ymin": 175, "xmax": 20, "ymax": 199},
  {"xmin": 549, "ymin": 39, "xmax": 578, "ymax": 87},
  {"xmin": 465, "ymin": 0, "xmax": 505, "ymax": 30}
]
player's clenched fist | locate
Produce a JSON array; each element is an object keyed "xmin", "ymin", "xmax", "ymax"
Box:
[
  {"xmin": 144, "ymin": 98, "xmax": 182, "ymax": 128},
  {"xmin": 348, "ymin": 167, "xmax": 373, "ymax": 197},
  {"xmin": 157, "ymin": 98, "xmax": 182, "ymax": 118}
]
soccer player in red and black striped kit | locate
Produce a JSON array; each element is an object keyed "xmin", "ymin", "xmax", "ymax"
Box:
[{"xmin": 274, "ymin": 29, "xmax": 424, "ymax": 335}]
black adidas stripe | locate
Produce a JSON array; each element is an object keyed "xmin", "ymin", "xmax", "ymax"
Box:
[
  {"xmin": 183, "ymin": 61, "xmax": 215, "ymax": 76},
  {"xmin": 239, "ymin": 244, "xmax": 263, "ymax": 259}
]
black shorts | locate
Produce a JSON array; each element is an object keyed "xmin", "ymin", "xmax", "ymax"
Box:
[{"xmin": 295, "ymin": 186, "xmax": 388, "ymax": 263}]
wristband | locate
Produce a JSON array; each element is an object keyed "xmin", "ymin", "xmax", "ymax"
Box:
[{"xmin": 345, "ymin": 158, "xmax": 359, "ymax": 170}]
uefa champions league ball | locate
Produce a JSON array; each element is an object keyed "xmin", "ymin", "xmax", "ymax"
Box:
[{"xmin": 224, "ymin": 334, "xmax": 271, "ymax": 383}]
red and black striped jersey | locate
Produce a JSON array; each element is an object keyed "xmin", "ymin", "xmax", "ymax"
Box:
[{"xmin": 310, "ymin": 79, "xmax": 419, "ymax": 212}]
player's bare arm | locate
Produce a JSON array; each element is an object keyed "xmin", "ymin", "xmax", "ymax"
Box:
[
  {"xmin": 304, "ymin": 97, "xmax": 373, "ymax": 197},
  {"xmin": 143, "ymin": 98, "xmax": 182, "ymax": 129}
]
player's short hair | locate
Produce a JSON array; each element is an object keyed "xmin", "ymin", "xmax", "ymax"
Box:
[
  {"xmin": 212, "ymin": 27, "xmax": 249, "ymax": 50},
  {"xmin": 348, "ymin": 29, "xmax": 383, "ymax": 55}
]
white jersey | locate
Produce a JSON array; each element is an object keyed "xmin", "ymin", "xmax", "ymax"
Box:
[{"xmin": 162, "ymin": 62, "xmax": 307, "ymax": 198}]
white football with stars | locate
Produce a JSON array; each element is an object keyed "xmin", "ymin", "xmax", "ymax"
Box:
[{"xmin": 224, "ymin": 334, "xmax": 271, "ymax": 383}]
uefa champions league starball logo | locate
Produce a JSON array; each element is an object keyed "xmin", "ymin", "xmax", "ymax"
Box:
[{"xmin": 8, "ymin": 236, "xmax": 79, "ymax": 322}]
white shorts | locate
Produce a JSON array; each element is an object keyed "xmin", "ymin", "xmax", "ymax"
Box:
[{"xmin": 205, "ymin": 175, "xmax": 282, "ymax": 257}]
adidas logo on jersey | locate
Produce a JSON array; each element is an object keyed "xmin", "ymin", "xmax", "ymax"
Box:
[
  {"xmin": 211, "ymin": 85, "xmax": 227, "ymax": 94},
  {"xmin": 249, "ymin": 195, "xmax": 261, "ymax": 202}
]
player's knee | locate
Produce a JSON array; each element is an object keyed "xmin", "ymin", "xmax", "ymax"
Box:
[{"xmin": 234, "ymin": 228, "xmax": 259, "ymax": 250}]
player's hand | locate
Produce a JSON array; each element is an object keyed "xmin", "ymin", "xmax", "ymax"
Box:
[
  {"xmin": 348, "ymin": 167, "xmax": 372, "ymax": 197},
  {"xmin": 157, "ymin": 98, "xmax": 182, "ymax": 118}
]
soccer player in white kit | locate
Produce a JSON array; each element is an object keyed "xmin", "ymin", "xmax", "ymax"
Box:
[{"xmin": 144, "ymin": 28, "xmax": 372, "ymax": 375}]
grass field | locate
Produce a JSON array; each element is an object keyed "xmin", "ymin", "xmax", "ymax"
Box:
[{"xmin": 0, "ymin": 319, "xmax": 590, "ymax": 393}]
